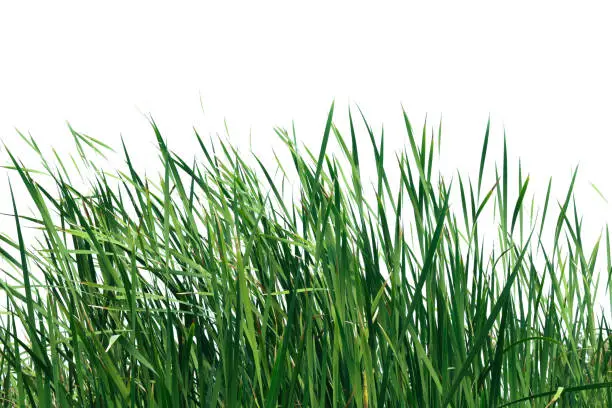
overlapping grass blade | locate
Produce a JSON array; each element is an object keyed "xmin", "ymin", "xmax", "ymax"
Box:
[{"xmin": 0, "ymin": 105, "xmax": 609, "ymax": 406}]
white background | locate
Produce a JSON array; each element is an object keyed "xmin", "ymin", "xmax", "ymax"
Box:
[{"xmin": 1, "ymin": 2, "xmax": 611, "ymax": 309}]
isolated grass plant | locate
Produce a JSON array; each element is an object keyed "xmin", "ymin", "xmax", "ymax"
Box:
[{"xmin": 0, "ymin": 104, "xmax": 610, "ymax": 407}]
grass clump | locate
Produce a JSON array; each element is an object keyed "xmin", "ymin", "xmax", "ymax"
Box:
[{"xmin": 0, "ymin": 104, "xmax": 610, "ymax": 407}]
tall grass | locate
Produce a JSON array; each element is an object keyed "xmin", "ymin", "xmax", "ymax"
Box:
[{"xmin": 0, "ymin": 104, "xmax": 610, "ymax": 407}]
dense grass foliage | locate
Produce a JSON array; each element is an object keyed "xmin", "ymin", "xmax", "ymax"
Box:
[{"xmin": 0, "ymin": 105, "xmax": 610, "ymax": 407}]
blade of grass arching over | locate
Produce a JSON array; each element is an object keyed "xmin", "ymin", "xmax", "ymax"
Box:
[{"xmin": 499, "ymin": 381, "xmax": 612, "ymax": 407}]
